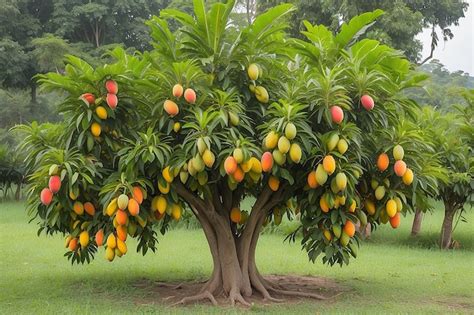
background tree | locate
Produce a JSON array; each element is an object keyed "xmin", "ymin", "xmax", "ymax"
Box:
[{"xmin": 255, "ymin": 0, "xmax": 468, "ymax": 63}]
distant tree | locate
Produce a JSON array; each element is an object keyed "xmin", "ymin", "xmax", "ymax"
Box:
[
  {"xmin": 254, "ymin": 0, "xmax": 469, "ymax": 63},
  {"xmin": 406, "ymin": 60, "xmax": 474, "ymax": 111}
]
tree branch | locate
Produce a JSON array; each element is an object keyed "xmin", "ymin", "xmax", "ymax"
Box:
[{"xmin": 419, "ymin": 24, "xmax": 436, "ymax": 65}]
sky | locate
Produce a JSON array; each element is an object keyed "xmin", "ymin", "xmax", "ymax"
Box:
[{"xmin": 416, "ymin": 0, "xmax": 474, "ymax": 74}]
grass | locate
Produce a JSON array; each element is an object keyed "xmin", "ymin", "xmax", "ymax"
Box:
[{"xmin": 0, "ymin": 201, "xmax": 473, "ymax": 314}]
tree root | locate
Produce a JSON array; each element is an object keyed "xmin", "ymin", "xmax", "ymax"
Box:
[
  {"xmin": 266, "ymin": 287, "xmax": 331, "ymax": 300},
  {"xmin": 171, "ymin": 291, "xmax": 218, "ymax": 306},
  {"xmin": 228, "ymin": 290, "xmax": 251, "ymax": 307}
]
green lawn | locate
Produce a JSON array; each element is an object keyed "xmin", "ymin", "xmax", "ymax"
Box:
[{"xmin": 1, "ymin": 201, "xmax": 473, "ymax": 314}]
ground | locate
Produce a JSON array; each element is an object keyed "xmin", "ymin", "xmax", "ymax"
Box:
[{"xmin": 0, "ymin": 201, "xmax": 473, "ymax": 314}]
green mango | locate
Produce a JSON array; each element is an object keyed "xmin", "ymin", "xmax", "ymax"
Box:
[
  {"xmin": 357, "ymin": 210, "xmax": 368, "ymax": 226},
  {"xmin": 340, "ymin": 232, "xmax": 350, "ymax": 247},
  {"xmin": 316, "ymin": 164, "xmax": 328, "ymax": 185}
]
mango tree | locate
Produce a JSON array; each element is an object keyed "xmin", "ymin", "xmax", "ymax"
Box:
[
  {"xmin": 422, "ymin": 92, "xmax": 473, "ymax": 249},
  {"xmin": 21, "ymin": 1, "xmax": 428, "ymax": 305}
]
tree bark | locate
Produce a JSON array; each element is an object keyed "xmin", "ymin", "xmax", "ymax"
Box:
[
  {"xmin": 411, "ymin": 208, "xmax": 423, "ymax": 236},
  {"xmin": 14, "ymin": 183, "xmax": 21, "ymax": 201},
  {"xmin": 440, "ymin": 201, "xmax": 457, "ymax": 249},
  {"xmin": 30, "ymin": 81, "xmax": 37, "ymax": 104}
]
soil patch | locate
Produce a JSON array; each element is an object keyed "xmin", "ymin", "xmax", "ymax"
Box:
[{"xmin": 132, "ymin": 274, "xmax": 347, "ymax": 308}]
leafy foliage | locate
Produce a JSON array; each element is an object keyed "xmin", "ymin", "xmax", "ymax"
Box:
[{"xmin": 20, "ymin": 1, "xmax": 458, "ymax": 267}]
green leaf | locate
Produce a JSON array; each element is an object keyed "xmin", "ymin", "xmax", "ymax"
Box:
[{"xmin": 335, "ymin": 10, "xmax": 384, "ymax": 48}]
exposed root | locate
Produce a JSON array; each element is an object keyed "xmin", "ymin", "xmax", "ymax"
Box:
[
  {"xmin": 262, "ymin": 295, "xmax": 284, "ymax": 303},
  {"xmin": 267, "ymin": 287, "xmax": 331, "ymax": 300},
  {"xmin": 229, "ymin": 290, "xmax": 251, "ymax": 307},
  {"xmin": 154, "ymin": 282, "xmax": 184, "ymax": 290},
  {"xmin": 171, "ymin": 291, "xmax": 218, "ymax": 306}
]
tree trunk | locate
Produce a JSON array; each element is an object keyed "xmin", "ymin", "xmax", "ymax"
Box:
[
  {"xmin": 440, "ymin": 201, "xmax": 457, "ymax": 249},
  {"xmin": 30, "ymin": 81, "xmax": 37, "ymax": 104},
  {"xmin": 171, "ymin": 182, "xmax": 327, "ymax": 306},
  {"xmin": 15, "ymin": 183, "xmax": 21, "ymax": 201},
  {"xmin": 411, "ymin": 208, "xmax": 423, "ymax": 236}
]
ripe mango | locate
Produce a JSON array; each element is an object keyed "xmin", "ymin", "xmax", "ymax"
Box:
[
  {"xmin": 307, "ymin": 171, "xmax": 318, "ymax": 188},
  {"xmin": 116, "ymin": 210, "xmax": 128, "ymax": 226},
  {"xmin": 73, "ymin": 201, "xmax": 84, "ymax": 215},
  {"xmin": 233, "ymin": 167, "xmax": 244, "ymax": 182},
  {"xmin": 128, "ymin": 198, "xmax": 140, "ymax": 216},
  {"xmin": 91, "ymin": 123, "xmax": 101, "ymax": 137},
  {"xmin": 202, "ymin": 149, "xmax": 215, "ymax": 168},
  {"xmin": 330, "ymin": 106, "xmax": 344, "ymax": 124},
  {"xmin": 117, "ymin": 239, "xmax": 127, "ymax": 255},
  {"xmin": 105, "ymin": 80, "xmax": 118, "ymax": 94},
  {"xmin": 319, "ymin": 196, "xmax": 329, "ymax": 213},
  {"xmin": 377, "ymin": 153, "xmax": 389, "ymax": 172},
  {"xmin": 361, "ymin": 94, "xmax": 374, "ymax": 110},
  {"xmin": 394, "ymin": 160, "xmax": 407, "ymax": 177},
  {"xmin": 394, "ymin": 196, "xmax": 403, "ymax": 212},
  {"xmin": 163, "ymin": 100, "xmax": 179, "ymax": 116},
  {"xmin": 390, "ymin": 212, "xmax": 401, "ymax": 228},
  {"xmin": 289, "ymin": 143, "xmax": 302, "ymax": 163},
  {"xmin": 79, "ymin": 231, "xmax": 90, "ymax": 248},
  {"xmin": 386, "ymin": 199, "xmax": 397, "ymax": 218},
  {"xmin": 255, "ymin": 86, "xmax": 269, "ymax": 103},
  {"xmin": 171, "ymin": 204, "xmax": 182, "ymax": 221},
  {"xmin": 106, "ymin": 234, "xmax": 116, "ymax": 249},
  {"xmin": 247, "ymin": 63, "xmax": 259, "ymax": 80},
  {"xmin": 230, "ymin": 207, "xmax": 241, "ymax": 223},
  {"xmin": 173, "ymin": 122, "xmax": 181, "ymax": 132},
  {"xmin": 224, "ymin": 156, "xmax": 237, "ymax": 175},
  {"xmin": 95, "ymin": 106, "xmax": 108, "ymax": 120},
  {"xmin": 106, "ymin": 198, "xmax": 118, "ymax": 216},
  {"xmin": 402, "ymin": 168, "xmax": 414, "ymax": 185},
  {"xmin": 261, "ymin": 152, "xmax": 273, "ymax": 172},
  {"xmin": 265, "ymin": 131, "xmax": 278, "ymax": 149},
  {"xmin": 158, "ymin": 181, "xmax": 170, "ymax": 194},
  {"xmin": 106, "ymin": 93, "xmax": 118, "ymax": 109},
  {"xmin": 323, "ymin": 155, "xmax": 336, "ymax": 175},
  {"xmin": 105, "ymin": 247, "xmax": 115, "ymax": 261},
  {"xmin": 40, "ymin": 188, "xmax": 53, "ymax": 206},
  {"xmin": 95, "ymin": 229, "xmax": 104, "ymax": 246},
  {"xmin": 184, "ymin": 88, "xmax": 196, "ymax": 104},
  {"xmin": 268, "ymin": 176, "xmax": 280, "ymax": 191},
  {"xmin": 172, "ymin": 84, "xmax": 184, "ymax": 98}
]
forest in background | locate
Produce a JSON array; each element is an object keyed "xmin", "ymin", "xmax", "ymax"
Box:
[{"xmin": 0, "ymin": 0, "xmax": 472, "ymax": 198}]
